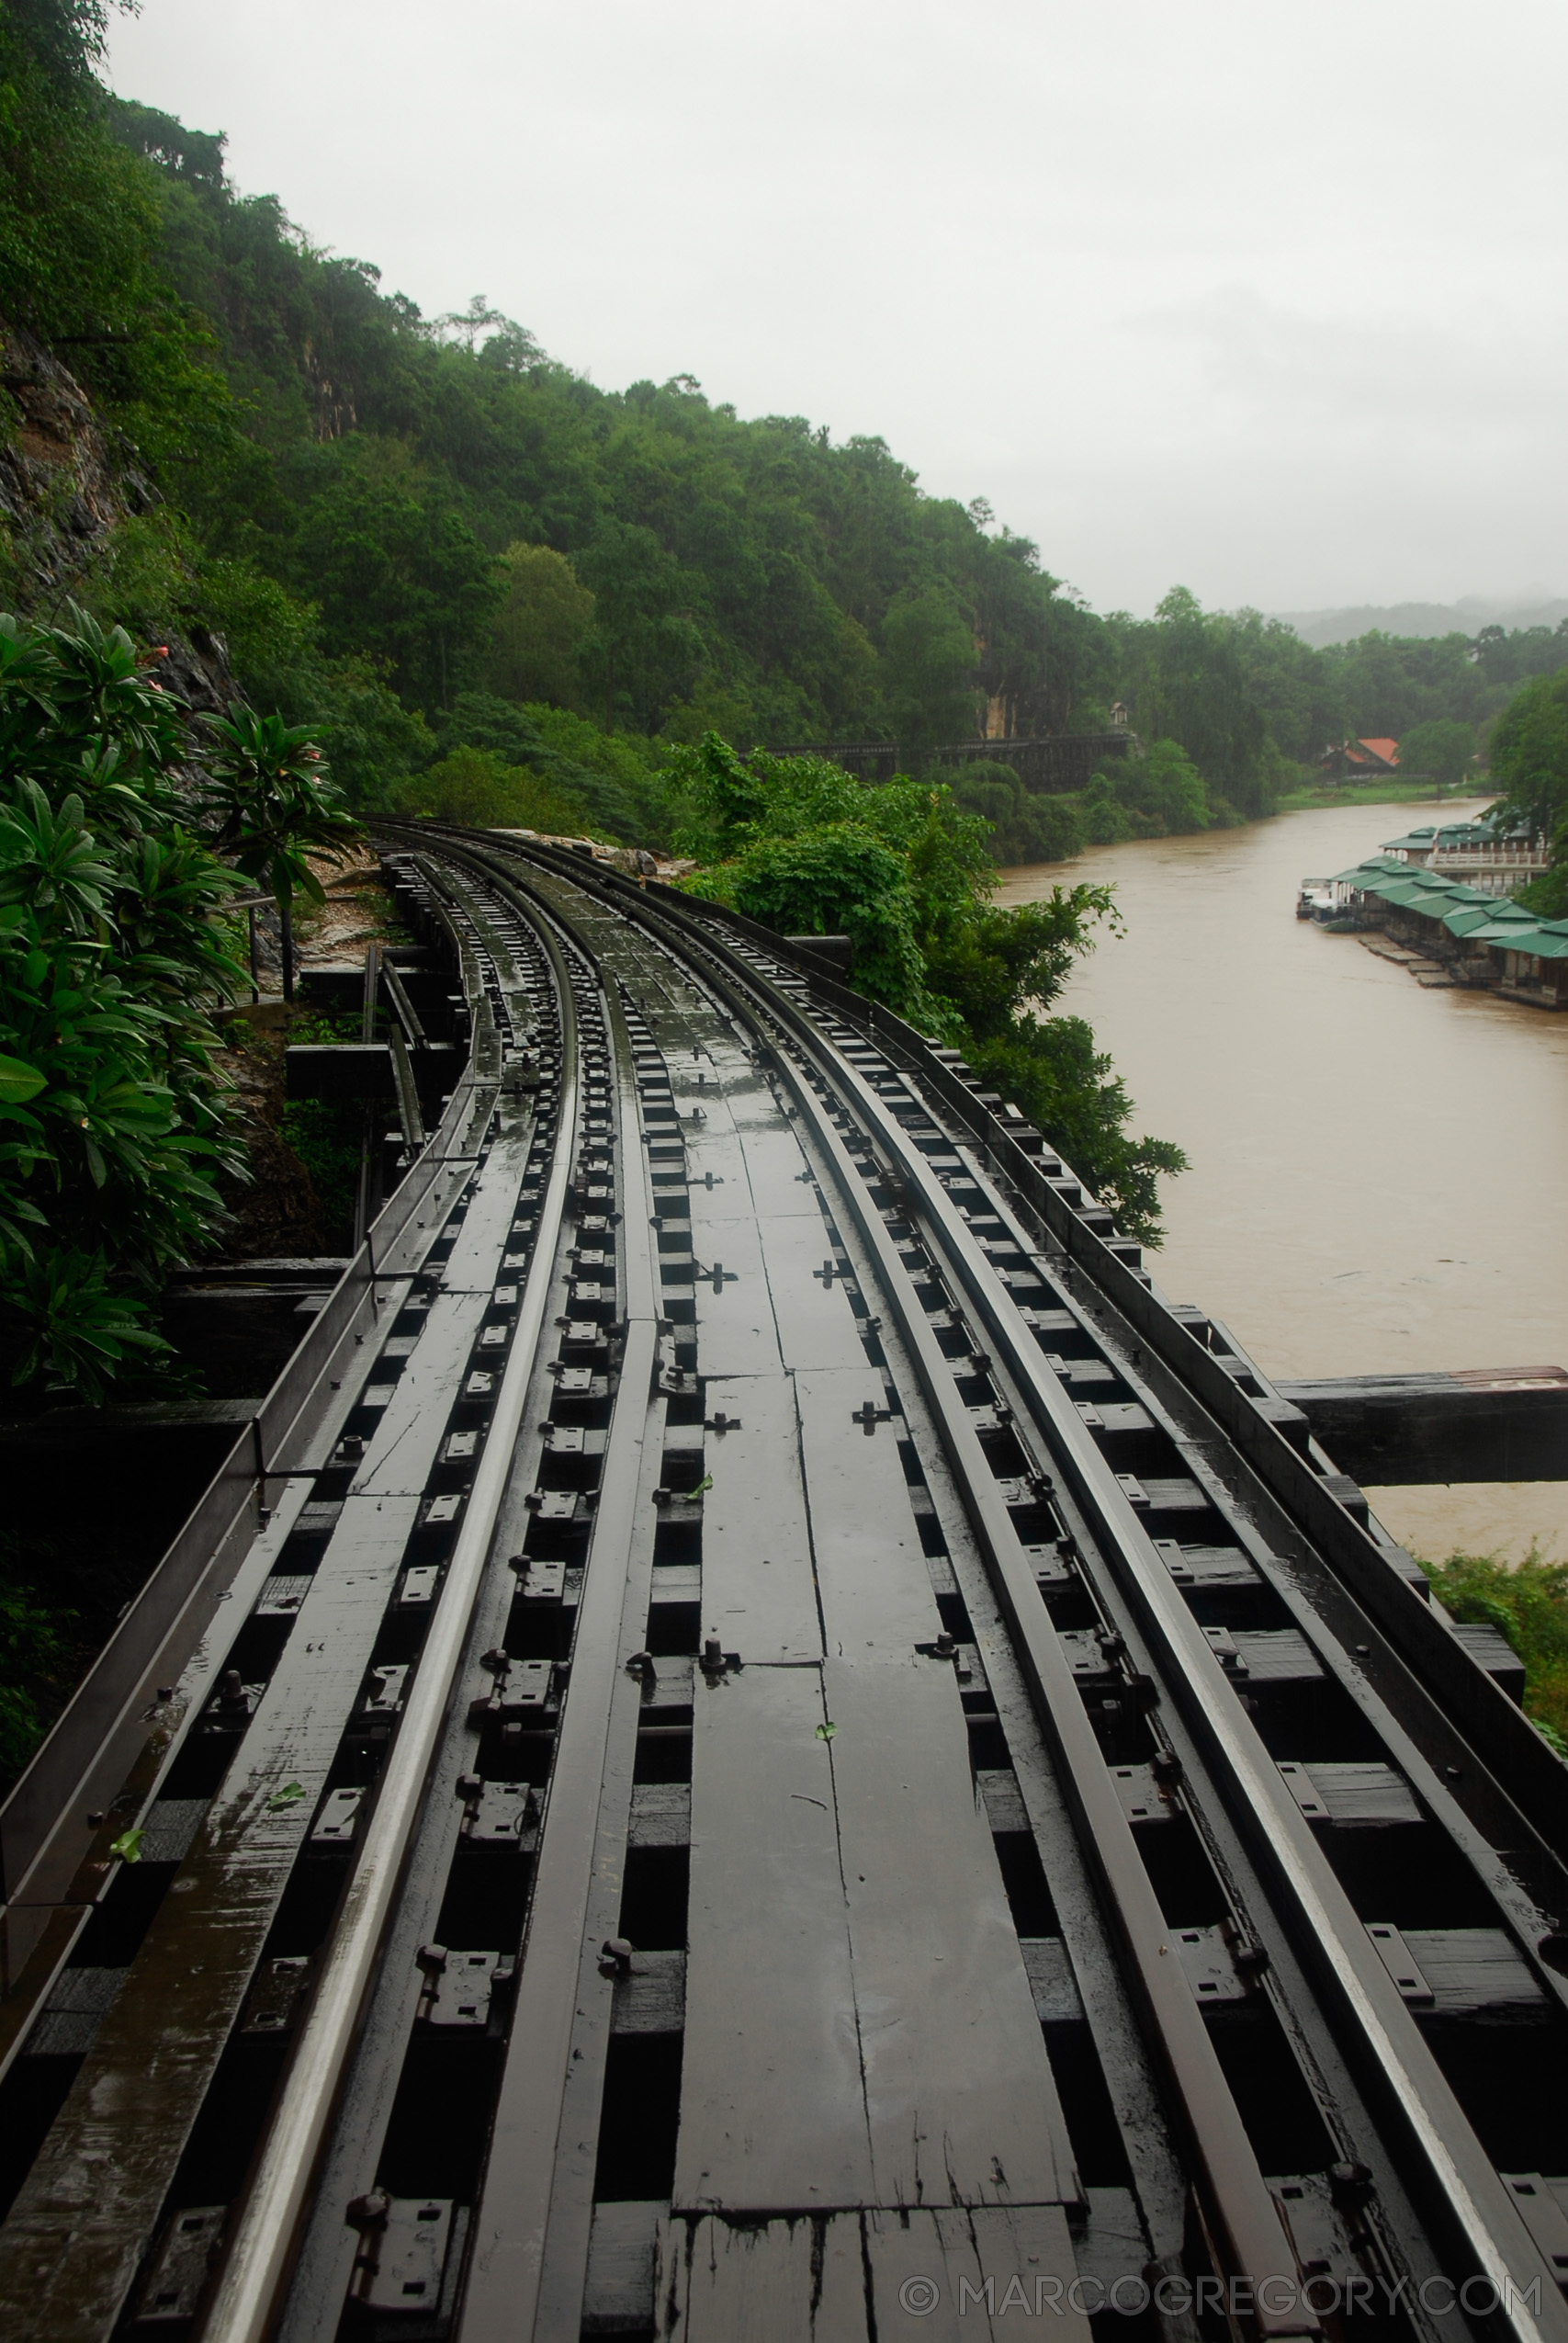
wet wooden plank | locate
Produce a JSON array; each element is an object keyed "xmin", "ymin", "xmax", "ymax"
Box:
[
  {"xmin": 438, "ymin": 1127, "xmax": 534, "ymax": 1288},
  {"xmin": 732, "ymin": 1116, "xmax": 821, "ymax": 1221},
  {"xmin": 1403, "ymin": 1928, "xmax": 1550, "ymax": 2018},
  {"xmin": 1290, "ymin": 1761, "xmax": 1421, "ymax": 1826},
  {"xmin": 795, "ymin": 1370, "xmax": 933, "ymax": 1655},
  {"xmin": 660, "ymin": 2212, "xmax": 868, "ymax": 2340},
  {"xmin": 680, "ymin": 1213, "xmax": 780, "ymax": 1378},
  {"xmin": 674, "ymin": 1666, "xmax": 873, "ymax": 2213},
  {"xmin": 679, "ymin": 1120, "xmax": 749, "ymax": 1198},
  {"xmin": 583, "ymin": 2202, "xmax": 661, "ymax": 2332},
  {"xmin": 699, "ymin": 1378, "xmax": 820, "ymax": 1663},
  {"xmin": 0, "ymin": 1490, "xmax": 423, "ymax": 2339},
  {"xmin": 865, "ymin": 2206, "xmax": 1089, "ymax": 2339},
  {"xmin": 355, "ymin": 1291, "xmax": 495, "ymax": 1495},
  {"xmin": 828, "ymin": 1656, "xmax": 1080, "ymax": 2211},
  {"xmin": 759, "ymin": 1221, "xmax": 873, "ymax": 1373}
]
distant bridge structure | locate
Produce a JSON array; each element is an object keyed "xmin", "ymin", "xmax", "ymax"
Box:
[{"xmin": 771, "ymin": 730, "xmax": 1136, "ymax": 792}]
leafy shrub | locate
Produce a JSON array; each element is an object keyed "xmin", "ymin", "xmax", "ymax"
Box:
[
  {"xmin": 0, "ymin": 1563, "xmax": 71, "ymax": 1782},
  {"xmin": 727, "ymin": 823, "xmax": 933, "ymax": 1023},
  {"xmin": 387, "ymin": 743, "xmax": 595, "ymax": 835},
  {"xmin": 671, "ymin": 734, "xmax": 1187, "ymax": 1239},
  {"xmin": 1081, "ymin": 772, "xmax": 1133, "ymax": 843},
  {"xmin": 1420, "ymin": 1548, "xmax": 1568, "ymax": 1753},
  {"xmin": 0, "ymin": 605, "xmax": 343, "ymax": 1398},
  {"xmin": 1012, "ymin": 793, "xmax": 1088, "ymax": 863}
]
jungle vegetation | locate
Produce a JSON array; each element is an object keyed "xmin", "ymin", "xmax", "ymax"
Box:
[
  {"xmin": 6, "ymin": 0, "xmax": 1564, "ymax": 845},
  {"xmin": 3, "ymin": 0, "xmax": 1565, "ymax": 1408}
]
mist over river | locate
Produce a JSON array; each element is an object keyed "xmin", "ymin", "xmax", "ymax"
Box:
[{"xmin": 998, "ymin": 798, "xmax": 1568, "ymax": 1566}]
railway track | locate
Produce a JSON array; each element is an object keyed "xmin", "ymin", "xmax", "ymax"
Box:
[{"xmin": 2, "ymin": 828, "xmax": 1567, "ymax": 2343}]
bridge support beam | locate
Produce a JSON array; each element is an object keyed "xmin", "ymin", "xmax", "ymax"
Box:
[{"xmin": 1277, "ymin": 1366, "xmax": 1568, "ymax": 1484}]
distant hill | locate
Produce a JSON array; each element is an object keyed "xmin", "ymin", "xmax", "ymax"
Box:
[{"xmin": 1275, "ymin": 595, "xmax": 1568, "ymax": 650}]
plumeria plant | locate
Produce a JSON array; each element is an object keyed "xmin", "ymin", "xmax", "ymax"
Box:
[{"xmin": 0, "ymin": 606, "xmax": 353, "ymax": 1398}]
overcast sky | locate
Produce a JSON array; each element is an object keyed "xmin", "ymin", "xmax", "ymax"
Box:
[{"xmin": 107, "ymin": 0, "xmax": 1565, "ymax": 618}]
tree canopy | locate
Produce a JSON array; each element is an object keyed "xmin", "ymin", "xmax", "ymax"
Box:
[{"xmin": 3, "ymin": 21, "xmax": 1563, "ymax": 842}]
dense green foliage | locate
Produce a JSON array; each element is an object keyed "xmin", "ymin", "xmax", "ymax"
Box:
[
  {"xmin": 1395, "ymin": 718, "xmax": 1479, "ymax": 787},
  {"xmin": 1421, "ymin": 1548, "xmax": 1568, "ymax": 1755},
  {"xmin": 1487, "ymin": 669, "xmax": 1568, "ymax": 917},
  {"xmin": 670, "ymin": 737, "xmax": 1185, "ymax": 1239},
  {"xmin": 0, "ymin": 606, "xmax": 254, "ymax": 1395},
  {"xmin": 11, "ymin": 0, "xmax": 1568, "ymax": 1300},
  {"xmin": 1487, "ymin": 669, "xmax": 1568, "ymax": 844},
  {"xmin": 388, "ymin": 741, "xmax": 609, "ymax": 836},
  {"xmin": 0, "ymin": 1535, "xmax": 68, "ymax": 1775},
  {"xmin": 8, "ymin": 0, "xmax": 1564, "ymax": 856},
  {"xmin": 930, "ymin": 764, "xmax": 1091, "ymax": 864}
]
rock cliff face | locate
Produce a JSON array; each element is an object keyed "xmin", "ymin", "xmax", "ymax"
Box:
[
  {"xmin": 0, "ymin": 320, "xmax": 148, "ymax": 589},
  {"xmin": 0, "ymin": 319, "xmax": 331, "ymax": 1251},
  {"xmin": 0, "ymin": 317, "xmax": 233, "ymax": 710}
]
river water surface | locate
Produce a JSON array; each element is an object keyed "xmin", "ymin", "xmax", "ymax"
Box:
[{"xmin": 998, "ymin": 798, "xmax": 1568, "ymax": 1565}]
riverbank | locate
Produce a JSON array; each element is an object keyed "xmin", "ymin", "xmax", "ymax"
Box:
[
  {"xmin": 999, "ymin": 798, "xmax": 1568, "ymax": 1566},
  {"xmin": 1274, "ymin": 779, "xmax": 1478, "ymax": 814}
]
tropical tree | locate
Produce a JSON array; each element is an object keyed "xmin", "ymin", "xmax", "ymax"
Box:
[
  {"xmin": 1484, "ymin": 672, "xmax": 1568, "ymax": 841},
  {"xmin": 485, "ymin": 543, "xmax": 596, "ymax": 708},
  {"xmin": 197, "ymin": 707, "xmax": 358, "ymax": 998},
  {"xmin": 669, "ymin": 735, "xmax": 1186, "ymax": 1239},
  {"xmin": 0, "ymin": 607, "xmax": 252, "ymax": 1398},
  {"xmin": 1399, "ymin": 718, "xmax": 1477, "ymax": 787},
  {"xmin": 1487, "ymin": 672, "xmax": 1568, "ymax": 920}
]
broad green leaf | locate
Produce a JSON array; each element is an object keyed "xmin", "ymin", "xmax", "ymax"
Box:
[{"xmin": 0, "ymin": 1054, "xmax": 45, "ymax": 1104}]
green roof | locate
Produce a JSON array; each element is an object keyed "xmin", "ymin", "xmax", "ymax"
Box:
[
  {"xmin": 1443, "ymin": 902, "xmax": 1522, "ymax": 936},
  {"xmin": 1468, "ymin": 918, "xmax": 1551, "ymax": 943},
  {"xmin": 1377, "ymin": 878, "xmax": 1473, "ymax": 910},
  {"xmin": 1493, "ymin": 926, "xmax": 1568, "ymax": 959}
]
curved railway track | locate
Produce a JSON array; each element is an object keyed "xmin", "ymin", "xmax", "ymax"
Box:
[{"xmin": 1, "ymin": 827, "xmax": 1566, "ymax": 2343}]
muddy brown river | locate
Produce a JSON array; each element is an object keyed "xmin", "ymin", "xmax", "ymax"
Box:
[{"xmin": 999, "ymin": 798, "xmax": 1568, "ymax": 1566}]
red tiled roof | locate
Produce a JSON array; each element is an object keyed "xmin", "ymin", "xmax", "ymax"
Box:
[{"xmin": 1357, "ymin": 738, "xmax": 1399, "ymax": 764}]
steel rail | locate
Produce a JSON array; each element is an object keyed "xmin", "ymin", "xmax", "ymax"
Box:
[
  {"xmin": 918, "ymin": 1199, "xmax": 1568, "ymax": 2339},
  {"xmin": 506, "ymin": 839, "xmax": 1568, "ymax": 1868},
  {"xmin": 62, "ymin": 823, "xmax": 1539, "ymax": 2343},
  {"xmin": 521, "ymin": 866, "xmax": 1314, "ymax": 2330},
  {"xmin": 378, "ymin": 831, "xmax": 672, "ymax": 2343},
  {"xmin": 455, "ymin": 956, "xmax": 663, "ymax": 2343},
  {"xmin": 402, "ymin": 832, "xmax": 1314, "ymax": 2318},
  {"xmin": 198, "ymin": 901, "xmax": 582, "ymax": 2343},
  {"xmin": 459, "ymin": 837, "xmax": 1568, "ymax": 2340},
  {"xmin": 617, "ymin": 893, "xmax": 1565, "ymax": 2343}
]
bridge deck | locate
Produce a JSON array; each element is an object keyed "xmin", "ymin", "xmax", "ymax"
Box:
[{"xmin": 1, "ymin": 832, "xmax": 1566, "ymax": 2343}]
